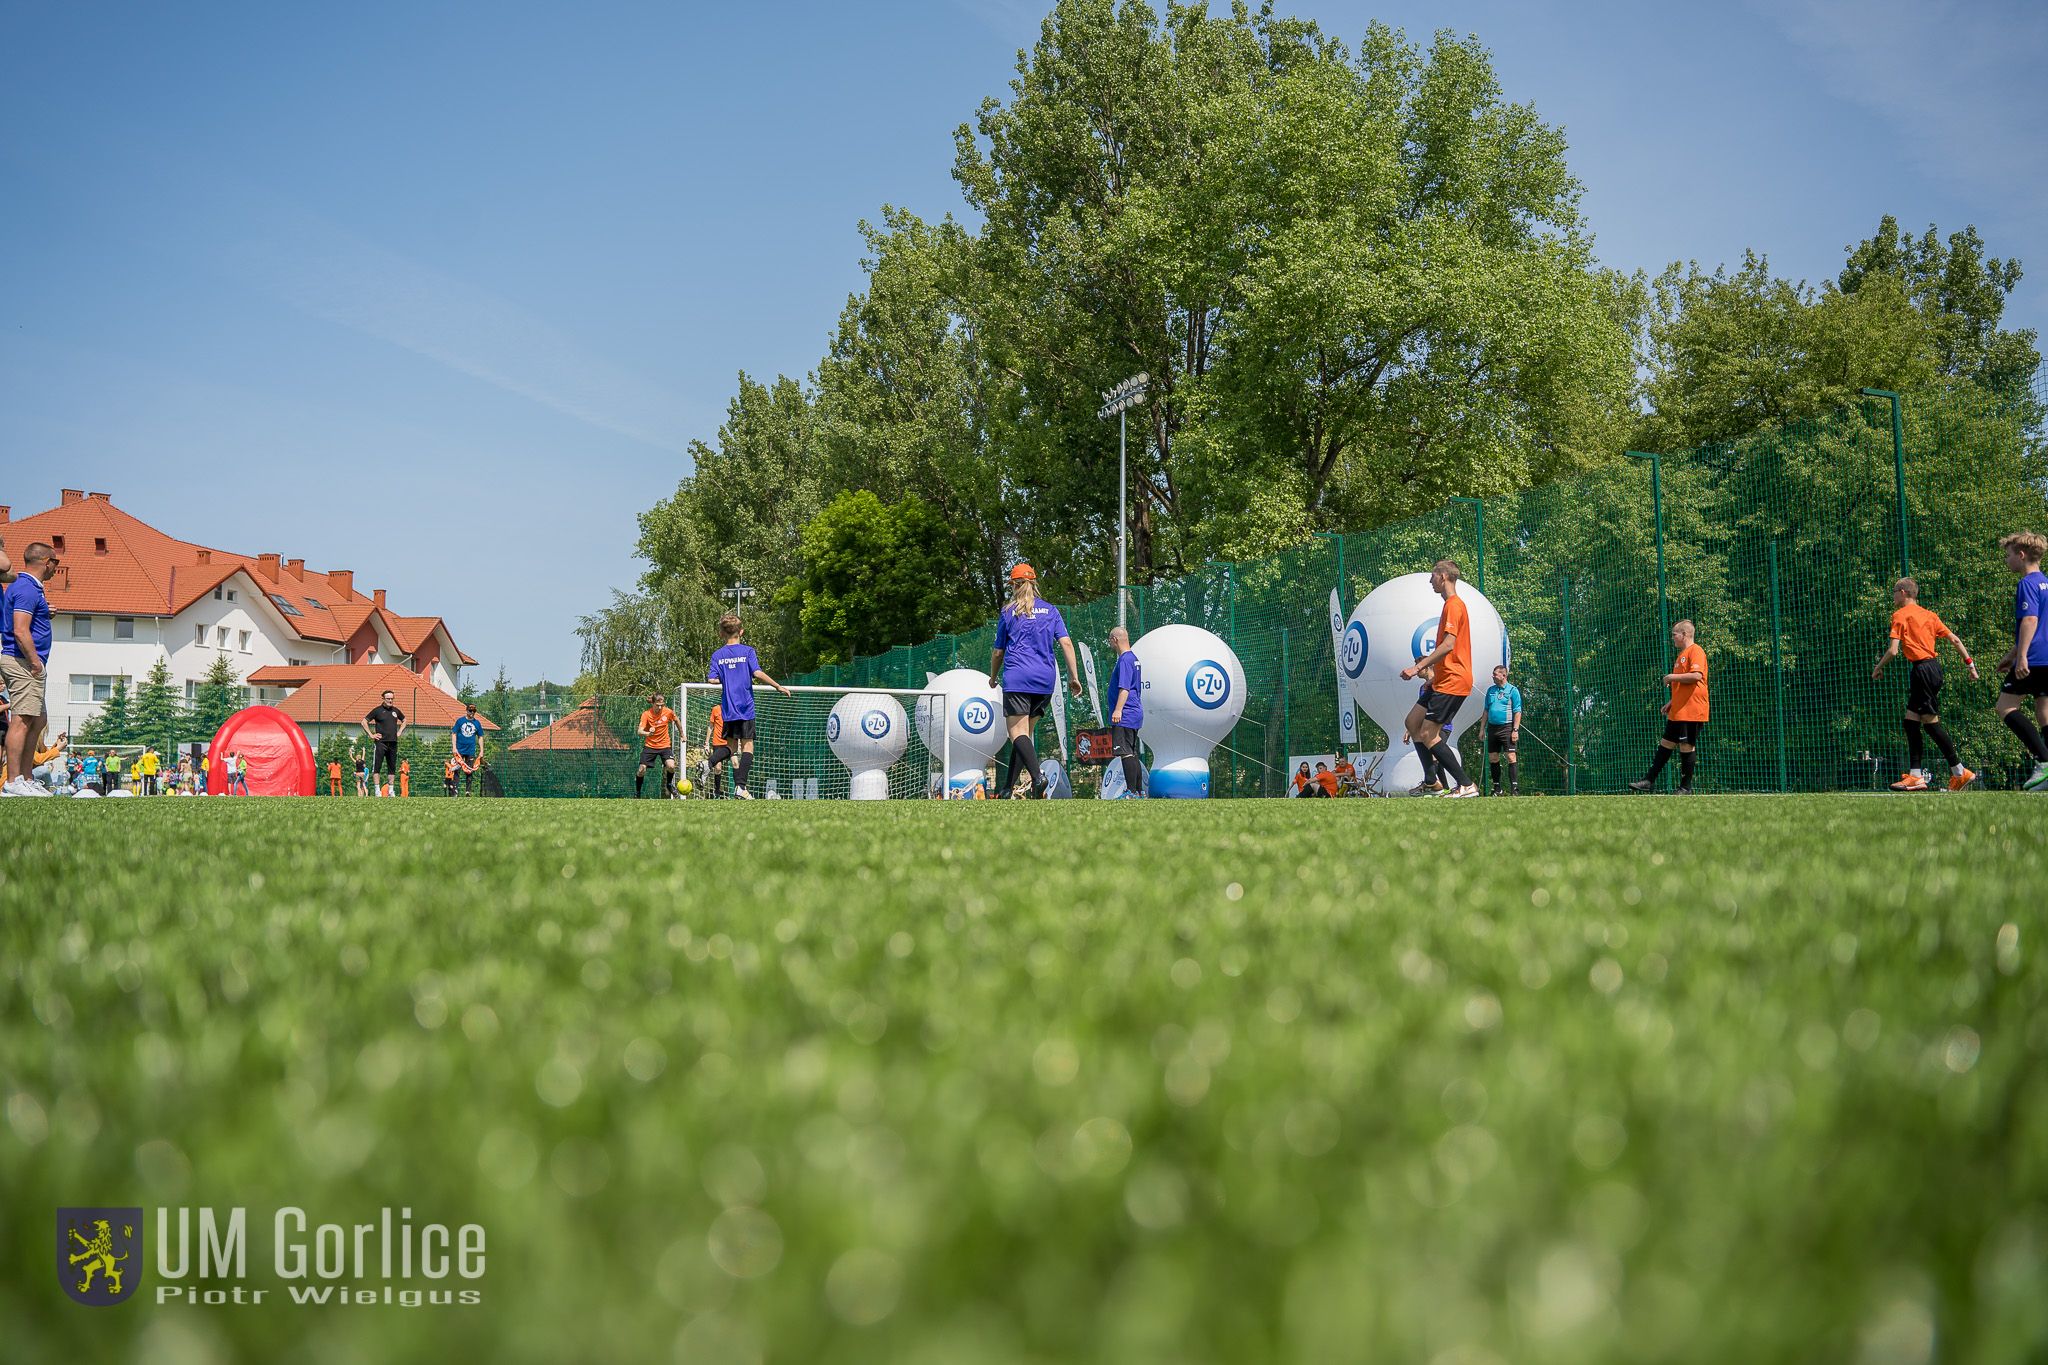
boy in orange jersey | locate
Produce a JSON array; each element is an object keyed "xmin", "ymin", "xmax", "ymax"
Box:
[
  {"xmin": 1872, "ymin": 577, "xmax": 1978, "ymax": 791},
  {"xmin": 636, "ymin": 691, "xmax": 679, "ymax": 798},
  {"xmin": 703, "ymin": 702, "xmax": 730, "ymax": 799},
  {"xmin": 1629, "ymin": 619, "xmax": 1708, "ymax": 795},
  {"xmin": 1399, "ymin": 559, "xmax": 1478, "ymax": 797}
]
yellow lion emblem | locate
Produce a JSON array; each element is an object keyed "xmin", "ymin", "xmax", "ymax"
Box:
[{"xmin": 68, "ymin": 1218, "xmax": 131, "ymax": 1297}]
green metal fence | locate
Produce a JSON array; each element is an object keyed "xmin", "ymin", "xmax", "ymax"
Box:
[{"xmin": 794, "ymin": 378, "xmax": 2048, "ymax": 794}]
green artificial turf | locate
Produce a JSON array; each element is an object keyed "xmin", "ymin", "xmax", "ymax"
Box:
[{"xmin": 3, "ymin": 796, "xmax": 2045, "ymax": 1364}]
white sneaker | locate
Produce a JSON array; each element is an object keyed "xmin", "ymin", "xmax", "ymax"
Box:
[
  {"xmin": 5, "ymin": 776, "xmax": 52, "ymax": 798},
  {"xmin": 735, "ymin": 787, "xmax": 754, "ymax": 800},
  {"xmin": 1444, "ymin": 784, "xmax": 1479, "ymax": 798}
]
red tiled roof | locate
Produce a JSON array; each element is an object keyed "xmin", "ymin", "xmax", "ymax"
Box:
[
  {"xmin": 250, "ymin": 663, "xmax": 497, "ymax": 730},
  {"xmin": 507, "ymin": 698, "xmax": 626, "ymax": 752},
  {"xmin": 0, "ymin": 491, "xmax": 471, "ymax": 665}
]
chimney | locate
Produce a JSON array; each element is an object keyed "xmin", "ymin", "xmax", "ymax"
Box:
[
  {"xmin": 0, "ymin": 506, "xmax": 9, "ymax": 523},
  {"xmin": 88, "ymin": 491, "xmax": 110, "ymax": 502},
  {"xmin": 61, "ymin": 489, "xmax": 84, "ymax": 505},
  {"xmin": 258, "ymin": 552, "xmax": 281, "ymax": 580},
  {"xmin": 196, "ymin": 549, "xmax": 212, "ymax": 566},
  {"xmin": 330, "ymin": 570, "xmax": 353, "ymax": 598},
  {"xmin": 285, "ymin": 558, "xmax": 305, "ymax": 580},
  {"xmin": 373, "ymin": 588, "xmax": 387, "ymax": 609}
]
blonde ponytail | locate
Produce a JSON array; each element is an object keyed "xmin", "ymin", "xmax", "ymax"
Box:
[{"xmin": 1010, "ymin": 577, "xmax": 1038, "ymax": 620}]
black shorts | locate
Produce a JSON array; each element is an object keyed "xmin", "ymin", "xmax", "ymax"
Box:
[
  {"xmin": 373, "ymin": 739, "xmax": 400, "ymax": 772},
  {"xmin": 1661, "ymin": 719, "xmax": 1704, "ymax": 746},
  {"xmin": 721, "ymin": 717, "xmax": 756, "ymax": 742},
  {"xmin": 1999, "ymin": 667, "xmax": 2048, "ymax": 699},
  {"xmin": 640, "ymin": 747, "xmax": 673, "ymax": 767},
  {"xmin": 1486, "ymin": 723, "xmax": 1517, "ymax": 752},
  {"xmin": 1004, "ymin": 691, "xmax": 1050, "ymax": 719},
  {"xmin": 1111, "ymin": 724, "xmax": 1140, "ymax": 757},
  {"xmin": 1419, "ymin": 688, "xmax": 1466, "ymax": 727},
  {"xmin": 1905, "ymin": 658, "xmax": 1943, "ymax": 715}
]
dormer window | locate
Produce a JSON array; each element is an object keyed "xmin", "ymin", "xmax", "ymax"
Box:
[{"xmin": 93, "ymin": 537, "xmax": 108, "ymax": 555}]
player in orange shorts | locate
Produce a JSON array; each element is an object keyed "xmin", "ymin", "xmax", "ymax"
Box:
[
  {"xmin": 1872, "ymin": 577, "xmax": 1978, "ymax": 790},
  {"xmin": 1630, "ymin": 619, "xmax": 1708, "ymax": 795}
]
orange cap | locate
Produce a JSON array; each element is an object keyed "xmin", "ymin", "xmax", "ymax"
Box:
[{"xmin": 1009, "ymin": 563, "xmax": 1037, "ymax": 582}]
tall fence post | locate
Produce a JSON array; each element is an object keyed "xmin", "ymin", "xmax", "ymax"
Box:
[
  {"xmin": 1452, "ymin": 497, "xmax": 1484, "ymax": 590},
  {"xmin": 1625, "ymin": 450, "xmax": 1671, "ymax": 790},
  {"xmin": 1560, "ymin": 576, "xmax": 1576, "ymax": 796},
  {"xmin": 1860, "ymin": 387, "xmax": 1910, "ymax": 579},
  {"xmin": 1768, "ymin": 539, "xmax": 1788, "ymax": 792},
  {"xmin": 1279, "ymin": 626, "xmax": 1290, "ymax": 796},
  {"xmin": 1205, "ymin": 560, "xmax": 1239, "ymax": 796}
]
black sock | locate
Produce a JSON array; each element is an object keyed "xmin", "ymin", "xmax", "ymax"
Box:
[
  {"xmin": 1507, "ymin": 759, "xmax": 1518, "ymax": 794},
  {"xmin": 635, "ymin": 769, "xmax": 646, "ymax": 797},
  {"xmin": 1490, "ymin": 759, "xmax": 1501, "ymax": 788},
  {"xmin": 2003, "ymin": 709, "xmax": 2048, "ymax": 762},
  {"xmin": 1925, "ymin": 721, "xmax": 1960, "ymax": 768},
  {"xmin": 663, "ymin": 768, "xmax": 675, "ymax": 798},
  {"xmin": 1679, "ymin": 750, "xmax": 1695, "ymax": 788},
  {"xmin": 1121, "ymin": 754, "xmax": 1144, "ymax": 794},
  {"xmin": 1013, "ymin": 735, "xmax": 1042, "ymax": 788},
  {"xmin": 1431, "ymin": 738, "xmax": 1466, "ymax": 787},
  {"xmin": 1903, "ymin": 718, "xmax": 1924, "ymax": 771},
  {"xmin": 737, "ymin": 752, "xmax": 753, "ymax": 790},
  {"xmin": 1418, "ymin": 744, "xmax": 1440, "ymax": 785},
  {"xmin": 1645, "ymin": 745, "xmax": 1672, "ymax": 782}
]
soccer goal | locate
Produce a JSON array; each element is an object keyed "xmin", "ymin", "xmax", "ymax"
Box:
[{"xmin": 678, "ymin": 684, "xmax": 950, "ymax": 800}]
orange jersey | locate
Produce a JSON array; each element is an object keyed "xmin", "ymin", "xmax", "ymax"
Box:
[
  {"xmin": 1669, "ymin": 641, "xmax": 1709, "ymax": 721},
  {"xmin": 1315, "ymin": 771, "xmax": 1339, "ymax": 796},
  {"xmin": 640, "ymin": 706, "xmax": 677, "ymax": 750},
  {"xmin": 1889, "ymin": 603, "xmax": 1946, "ymax": 662},
  {"xmin": 1433, "ymin": 594, "xmax": 1474, "ymax": 696},
  {"xmin": 706, "ymin": 705, "xmax": 725, "ymax": 749}
]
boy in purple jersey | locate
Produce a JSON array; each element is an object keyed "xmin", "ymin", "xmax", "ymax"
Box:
[
  {"xmin": 1993, "ymin": 531, "xmax": 2048, "ymax": 790},
  {"xmin": 707, "ymin": 614, "xmax": 791, "ymax": 799},
  {"xmin": 1107, "ymin": 625, "xmax": 1145, "ymax": 798},
  {"xmin": 988, "ymin": 563, "xmax": 1082, "ymax": 799}
]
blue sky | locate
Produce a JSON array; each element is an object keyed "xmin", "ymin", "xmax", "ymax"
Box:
[{"xmin": 3, "ymin": 0, "xmax": 2042, "ymax": 683}]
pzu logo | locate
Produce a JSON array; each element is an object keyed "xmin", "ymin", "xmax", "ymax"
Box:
[
  {"xmin": 958, "ymin": 699, "xmax": 994, "ymax": 734},
  {"xmin": 1342, "ymin": 622, "xmax": 1368, "ymax": 678},
  {"xmin": 826, "ymin": 714, "xmax": 842, "ymax": 742},
  {"xmin": 1185, "ymin": 660, "xmax": 1230, "ymax": 710},
  {"xmin": 861, "ymin": 710, "xmax": 891, "ymax": 740},
  {"xmin": 1410, "ymin": 621, "xmax": 1437, "ymax": 661}
]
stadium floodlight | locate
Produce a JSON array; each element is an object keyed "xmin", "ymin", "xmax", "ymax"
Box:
[
  {"xmin": 723, "ymin": 580, "xmax": 755, "ymax": 615},
  {"xmin": 678, "ymin": 683, "xmax": 949, "ymax": 801},
  {"xmin": 1098, "ymin": 373, "xmax": 1149, "ymax": 627}
]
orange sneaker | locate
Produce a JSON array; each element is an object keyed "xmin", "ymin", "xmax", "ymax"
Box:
[
  {"xmin": 1946, "ymin": 768, "xmax": 1977, "ymax": 791},
  {"xmin": 1890, "ymin": 772, "xmax": 1929, "ymax": 791}
]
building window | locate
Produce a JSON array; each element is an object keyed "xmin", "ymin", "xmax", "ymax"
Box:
[
  {"xmin": 269, "ymin": 593, "xmax": 302, "ymax": 617},
  {"xmin": 226, "ymin": 589, "xmax": 236, "ymax": 602},
  {"xmin": 305, "ymin": 598, "xmax": 323, "ymax": 609},
  {"xmin": 195, "ymin": 624, "xmax": 207, "ymax": 647},
  {"xmin": 238, "ymin": 631, "xmax": 252, "ymax": 653},
  {"xmin": 93, "ymin": 537, "xmax": 108, "ymax": 555},
  {"xmin": 216, "ymin": 627, "xmax": 229, "ymax": 648},
  {"xmin": 184, "ymin": 680, "xmax": 198, "ymax": 701},
  {"xmin": 72, "ymin": 616, "xmax": 93, "ymax": 640},
  {"xmin": 214, "ymin": 587, "xmax": 223, "ymax": 601},
  {"xmin": 115, "ymin": 617, "xmax": 135, "ymax": 640},
  {"xmin": 69, "ymin": 674, "xmax": 124, "ymax": 704}
]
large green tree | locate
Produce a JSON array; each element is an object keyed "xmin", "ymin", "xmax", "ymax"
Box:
[
  {"xmin": 779, "ymin": 491, "xmax": 984, "ymax": 669},
  {"xmin": 128, "ymin": 657, "xmax": 184, "ymax": 753}
]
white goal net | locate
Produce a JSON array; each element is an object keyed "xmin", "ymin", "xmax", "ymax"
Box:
[{"xmin": 678, "ymin": 684, "xmax": 948, "ymax": 800}]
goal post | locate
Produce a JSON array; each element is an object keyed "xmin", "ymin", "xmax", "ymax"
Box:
[{"xmin": 678, "ymin": 684, "xmax": 950, "ymax": 800}]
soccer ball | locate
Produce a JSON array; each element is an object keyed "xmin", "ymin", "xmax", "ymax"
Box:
[{"xmin": 675, "ymin": 779, "xmax": 693, "ymax": 797}]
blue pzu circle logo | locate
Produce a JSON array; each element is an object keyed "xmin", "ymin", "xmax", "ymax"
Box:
[
  {"xmin": 826, "ymin": 714, "xmax": 842, "ymax": 742},
  {"xmin": 1342, "ymin": 621, "xmax": 1368, "ymax": 678},
  {"xmin": 1410, "ymin": 620, "xmax": 1437, "ymax": 661},
  {"xmin": 957, "ymin": 698, "xmax": 994, "ymax": 734},
  {"xmin": 861, "ymin": 709, "xmax": 891, "ymax": 740},
  {"xmin": 1185, "ymin": 660, "xmax": 1230, "ymax": 710}
]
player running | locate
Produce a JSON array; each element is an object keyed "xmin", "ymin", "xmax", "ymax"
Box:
[
  {"xmin": 1872, "ymin": 577, "xmax": 1978, "ymax": 791},
  {"xmin": 1107, "ymin": 625, "xmax": 1144, "ymax": 799},
  {"xmin": 707, "ymin": 615, "xmax": 791, "ymax": 800},
  {"xmin": 451, "ymin": 702, "xmax": 485, "ymax": 795},
  {"xmin": 1630, "ymin": 620, "xmax": 1709, "ymax": 794},
  {"xmin": 1483, "ymin": 664, "xmax": 1522, "ymax": 795},
  {"xmin": 1399, "ymin": 559, "xmax": 1478, "ymax": 797},
  {"xmin": 636, "ymin": 691, "xmax": 680, "ymax": 798},
  {"xmin": 987, "ymin": 563, "xmax": 1082, "ymax": 800},
  {"xmin": 1992, "ymin": 531, "xmax": 2048, "ymax": 791}
]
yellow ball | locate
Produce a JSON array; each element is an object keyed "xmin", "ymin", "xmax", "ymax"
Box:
[{"xmin": 676, "ymin": 779, "xmax": 693, "ymax": 796}]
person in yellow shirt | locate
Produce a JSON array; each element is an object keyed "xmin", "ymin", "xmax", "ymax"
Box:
[
  {"xmin": 136, "ymin": 745, "xmax": 161, "ymax": 796},
  {"xmin": 1872, "ymin": 577, "xmax": 1978, "ymax": 791},
  {"xmin": 1631, "ymin": 620, "xmax": 1709, "ymax": 795}
]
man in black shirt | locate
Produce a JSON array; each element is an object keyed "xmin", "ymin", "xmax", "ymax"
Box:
[{"xmin": 361, "ymin": 690, "xmax": 407, "ymax": 797}]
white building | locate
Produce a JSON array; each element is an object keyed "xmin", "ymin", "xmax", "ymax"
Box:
[{"xmin": 1, "ymin": 489, "xmax": 475, "ymax": 739}]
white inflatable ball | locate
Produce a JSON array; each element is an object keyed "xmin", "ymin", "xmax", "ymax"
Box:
[
  {"xmin": 826, "ymin": 691, "xmax": 910, "ymax": 800},
  {"xmin": 915, "ymin": 668, "xmax": 1007, "ymax": 797},
  {"xmin": 1131, "ymin": 624, "xmax": 1246, "ymax": 798}
]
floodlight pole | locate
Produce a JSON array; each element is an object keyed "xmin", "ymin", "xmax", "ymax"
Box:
[
  {"xmin": 1100, "ymin": 373, "xmax": 1149, "ymax": 629},
  {"xmin": 724, "ymin": 580, "xmax": 754, "ymax": 616}
]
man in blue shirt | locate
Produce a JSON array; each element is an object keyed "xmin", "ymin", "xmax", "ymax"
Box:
[
  {"xmin": 2, "ymin": 542, "xmax": 58, "ymax": 797},
  {"xmin": 1107, "ymin": 625, "xmax": 1145, "ymax": 798},
  {"xmin": 707, "ymin": 614, "xmax": 791, "ymax": 799},
  {"xmin": 1994, "ymin": 531, "xmax": 2048, "ymax": 790},
  {"xmin": 451, "ymin": 703, "xmax": 486, "ymax": 795},
  {"xmin": 1482, "ymin": 664, "xmax": 1523, "ymax": 796}
]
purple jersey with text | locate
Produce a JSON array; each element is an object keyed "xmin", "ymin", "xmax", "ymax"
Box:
[
  {"xmin": 708, "ymin": 643, "xmax": 763, "ymax": 721},
  {"xmin": 994, "ymin": 600, "xmax": 1069, "ymax": 694}
]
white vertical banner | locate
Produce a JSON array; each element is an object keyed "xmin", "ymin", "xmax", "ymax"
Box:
[
  {"xmin": 1078, "ymin": 643, "xmax": 1104, "ymax": 724},
  {"xmin": 1052, "ymin": 690, "xmax": 1070, "ymax": 760},
  {"xmin": 1330, "ymin": 588, "xmax": 1358, "ymax": 748}
]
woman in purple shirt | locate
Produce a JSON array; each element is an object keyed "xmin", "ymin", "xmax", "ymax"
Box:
[{"xmin": 987, "ymin": 563, "xmax": 1082, "ymax": 799}]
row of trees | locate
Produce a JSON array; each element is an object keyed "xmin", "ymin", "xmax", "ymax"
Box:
[
  {"xmin": 73, "ymin": 656, "xmax": 243, "ymax": 752},
  {"xmin": 577, "ymin": 0, "xmax": 2039, "ymax": 691}
]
